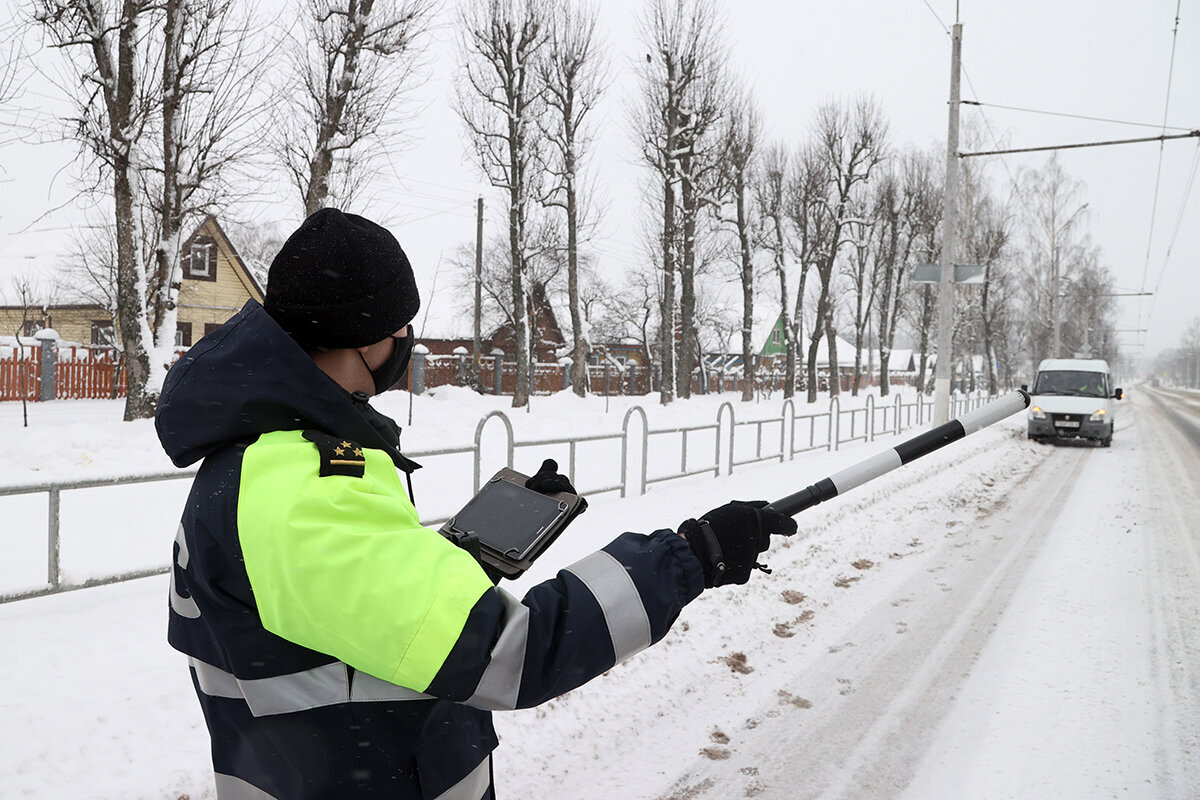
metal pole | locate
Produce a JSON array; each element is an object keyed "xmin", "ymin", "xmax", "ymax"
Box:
[
  {"xmin": 473, "ymin": 197, "xmax": 483, "ymax": 385},
  {"xmin": 933, "ymin": 22, "xmax": 963, "ymax": 425},
  {"xmin": 1051, "ymin": 239, "xmax": 1060, "ymax": 358}
]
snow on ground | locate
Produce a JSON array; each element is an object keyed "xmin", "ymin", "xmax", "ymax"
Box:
[{"xmin": 1, "ymin": 386, "xmax": 1196, "ymax": 799}]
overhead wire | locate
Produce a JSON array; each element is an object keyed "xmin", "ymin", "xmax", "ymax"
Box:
[
  {"xmin": 962, "ymin": 100, "xmax": 1192, "ymax": 132},
  {"xmin": 1143, "ymin": 139, "xmax": 1200, "ymax": 326},
  {"xmin": 1137, "ymin": 0, "xmax": 1184, "ymax": 335}
]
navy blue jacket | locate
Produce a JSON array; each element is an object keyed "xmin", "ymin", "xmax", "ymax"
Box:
[{"xmin": 156, "ymin": 301, "xmax": 704, "ymax": 799}]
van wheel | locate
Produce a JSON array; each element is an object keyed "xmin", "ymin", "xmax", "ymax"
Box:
[{"xmin": 1100, "ymin": 434, "xmax": 1112, "ymax": 448}]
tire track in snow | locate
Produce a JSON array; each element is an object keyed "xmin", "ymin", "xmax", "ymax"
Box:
[{"xmin": 1136, "ymin": 387, "xmax": 1200, "ymax": 796}]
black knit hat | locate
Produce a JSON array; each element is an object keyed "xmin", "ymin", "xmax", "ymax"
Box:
[{"xmin": 264, "ymin": 208, "xmax": 420, "ymax": 350}]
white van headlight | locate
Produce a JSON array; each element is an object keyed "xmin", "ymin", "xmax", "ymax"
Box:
[
  {"xmin": 1090, "ymin": 409, "xmax": 1107, "ymax": 422},
  {"xmin": 1030, "ymin": 406, "xmax": 1046, "ymax": 420}
]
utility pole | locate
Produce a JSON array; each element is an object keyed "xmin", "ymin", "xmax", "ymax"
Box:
[
  {"xmin": 473, "ymin": 196, "xmax": 484, "ymax": 386},
  {"xmin": 1051, "ymin": 238, "xmax": 1060, "ymax": 358},
  {"xmin": 933, "ymin": 22, "xmax": 962, "ymax": 425}
]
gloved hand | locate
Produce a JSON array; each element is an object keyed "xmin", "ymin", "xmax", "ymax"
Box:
[
  {"xmin": 526, "ymin": 459, "xmax": 589, "ymax": 513},
  {"xmin": 679, "ymin": 500, "xmax": 797, "ymax": 588}
]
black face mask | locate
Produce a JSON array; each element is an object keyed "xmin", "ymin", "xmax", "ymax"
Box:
[{"xmin": 361, "ymin": 331, "xmax": 415, "ymax": 395}]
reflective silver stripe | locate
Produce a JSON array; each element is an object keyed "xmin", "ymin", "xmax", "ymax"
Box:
[
  {"xmin": 564, "ymin": 550, "xmax": 652, "ymax": 663},
  {"xmin": 191, "ymin": 656, "xmax": 243, "ymax": 699},
  {"xmin": 466, "ymin": 589, "xmax": 529, "ymax": 710},
  {"xmin": 214, "ymin": 772, "xmax": 280, "ymax": 800},
  {"xmin": 434, "ymin": 755, "xmax": 491, "ymax": 800},
  {"xmin": 350, "ymin": 669, "xmax": 433, "ymax": 702},
  {"xmin": 190, "ymin": 657, "xmax": 430, "ymax": 717},
  {"xmin": 170, "ymin": 525, "xmax": 201, "ymax": 619}
]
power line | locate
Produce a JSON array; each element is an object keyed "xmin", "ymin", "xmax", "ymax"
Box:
[
  {"xmin": 1144, "ymin": 139, "xmax": 1200, "ymax": 327},
  {"xmin": 961, "ymin": 100, "xmax": 1193, "ymax": 132},
  {"xmin": 960, "ymin": 131, "xmax": 1200, "ymax": 158},
  {"xmin": 919, "ymin": 0, "xmax": 950, "ymax": 34},
  {"xmin": 1138, "ymin": 0, "xmax": 1184, "ymax": 323}
]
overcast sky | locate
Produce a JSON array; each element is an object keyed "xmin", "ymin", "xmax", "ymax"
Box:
[{"xmin": 2, "ymin": 0, "xmax": 1197, "ymax": 365}]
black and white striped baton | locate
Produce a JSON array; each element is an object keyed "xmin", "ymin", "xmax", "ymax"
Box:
[{"xmin": 766, "ymin": 390, "xmax": 1031, "ymax": 516}]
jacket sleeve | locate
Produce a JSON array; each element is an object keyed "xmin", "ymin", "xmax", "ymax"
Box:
[
  {"xmin": 427, "ymin": 528, "xmax": 704, "ymax": 709},
  {"xmin": 236, "ymin": 430, "xmax": 704, "ymax": 706}
]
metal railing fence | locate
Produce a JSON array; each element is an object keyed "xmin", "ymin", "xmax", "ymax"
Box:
[{"xmin": 0, "ymin": 391, "xmax": 990, "ymax": 603}]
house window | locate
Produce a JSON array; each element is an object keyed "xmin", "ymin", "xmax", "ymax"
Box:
[
  {"xmin": 771, "ymin": 329, "xmax": 782, "ymax": 346},
  {"xmin": 204, "ymin": 323, "xmax": 222, "ymax": 336},
  {"xmin": 175, "ymin": 322, "xmax": 193, "ymax": 347},
  {"xmin": 22, "ymin": 320, "xmax": 41, "ymax": 338},
  {"xmin": 91, "ymin": 320, "xmax": 116, "ymax": 347},
  {"xmin": 185, "ymin": 237, "xmax": 218, "ymax": 281}
]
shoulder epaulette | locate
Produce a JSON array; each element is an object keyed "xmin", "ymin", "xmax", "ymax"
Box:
[{"xmin": 302, "ymin": 430, "xmax": 366, "ymax": 478}]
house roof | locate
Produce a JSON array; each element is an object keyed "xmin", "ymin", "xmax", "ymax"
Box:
[
  {"xmin": 0, "ymin": 214, "xmax": 263, "ymax": 308},
  {"xmin": 189, "ymin": 215, "xmax": 264, "ymax": 299}
]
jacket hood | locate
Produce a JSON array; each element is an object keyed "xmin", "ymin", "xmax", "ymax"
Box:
[{"xmin": 156, "ymin": 300, "xmax": 410, "ymax": 469}]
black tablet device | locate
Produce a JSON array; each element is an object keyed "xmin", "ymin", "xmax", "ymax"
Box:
[{"xmin": 440, "ymin": 468, "xmax": 585, "ymax": 580}]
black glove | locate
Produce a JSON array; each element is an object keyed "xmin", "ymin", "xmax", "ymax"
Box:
[
  {"xmin": 525, "ymin": 459, "xmax": 589, "ymax": 513},
  {"xmin": 679, "ymin": 500, "xmax": 797, "ymax": 588}
]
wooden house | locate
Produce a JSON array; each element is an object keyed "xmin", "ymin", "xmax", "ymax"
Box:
[{"xmin": 0, "ymin": 216, "xmax": 263, "ymax": 347}]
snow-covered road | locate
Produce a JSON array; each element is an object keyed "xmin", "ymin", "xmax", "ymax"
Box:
[
  {"xmin": 2, "ymin": 387, "xmax": 1197, "ymax": 798},
  {"xmin": 572, "ymin": 386, "xmax": 1200, "ymax": 800}
]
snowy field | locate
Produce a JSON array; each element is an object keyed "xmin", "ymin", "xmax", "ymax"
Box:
[{"xmin": 1, "ymin": 385, "xmax": 1198, "ymax": 799}]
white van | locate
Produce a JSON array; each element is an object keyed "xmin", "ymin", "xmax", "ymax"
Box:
[{"xmin": 1026, "ymin": 358, "xmax": 1123, "ymax": 447}]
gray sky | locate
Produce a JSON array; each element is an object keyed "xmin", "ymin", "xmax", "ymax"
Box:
[{"xmin": 2, "ymin": 0, "xmax": 1197, "ymax": 364}]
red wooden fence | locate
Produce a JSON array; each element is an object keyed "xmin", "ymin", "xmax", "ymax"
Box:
[
  {"xmin": 0, "ymin": 350, "xmax": 39, "ymax": 401},
  {"xmin": 56, "ymin": 347, "xmax": 127, "ymax": 400}
]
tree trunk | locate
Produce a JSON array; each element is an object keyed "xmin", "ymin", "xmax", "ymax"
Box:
[
  {"xmin": 826, "ymin": 314, "xmax": 840, "ymax": 397},
  {"xmin": 677, "ymin": 150, "xmax": 696, "ymax": 400},
  {"xmin": 734, "ymin": 185, "xmax": 753, "ymax": 403},
  {"xmin": 510, "ymin": 176, "xmax": 530, "ymax": 408},
  {"xmin": 660, "ymin": 173, "xmax": 676, "ymax": 405},
  {"xmin": 806, "ymin": 277, "xmax": 829, "ymax": 404},
  {"xmin": 565, "ymin": 146, "xmax": 588, "ymax": 396}
]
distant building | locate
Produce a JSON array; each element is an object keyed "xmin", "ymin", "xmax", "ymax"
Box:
[
  {"xmin": 419, "ymin": 282, "xmax": 567, "ymax": 363},
  {"xmin": 0, "ymin": 216, "xmax": 262, "ymax": 347}
]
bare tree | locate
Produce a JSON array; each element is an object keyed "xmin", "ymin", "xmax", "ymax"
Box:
[
  {"xmin": 1017, "ymin": 154, "xmax": 1092, "ymax": 365},
  {"xmin": 755, "ymin": 143, "xmax": 798, "ymax": 397},
  {"xmin": 786, "ymin": 142, "xmax": 829, "ymax": 401},
  {"xmin": 869, "ymin": 165, "xmax": 904, "ymax": 396},
  {"xmin": 901, "ymin": 154, "xmax": 943, "ymax": 394},
  {"xmin": 456, "ymin": 0, "xmax": 548, "ymax": 408},
  {"xmin": 0, "ymin": 14, "xmax": 25, "ymax": 112},
  {"xmin": 873, "ymin": 147, "xmax": 938, "ymax": 396},
  {"xmin": 805, "ymin": 97, "xmax": 888, "ymax": 399},
  {"xmin": 33, "ymin": 0, "xmax": 161, "ymax": 419},
  {"xmin": 33, "ymin": 0, "xmax": 265, "ymax": 419},
  {"xmin": 956, "ymin": 152, "xmax": 1014, "ymax": 394},
  {"xmin": 633, "ymin": 0, "xmax": 725, "ymax": 404},
  {"xmin": 7, "ymin": 275, "xmax": 54, "ymax": 426},
  {"xmin": 149, "ymin": 0, "xmax": 261, "ymax": 381},
  {"xmin": 715, "ymin": 85, "xmax": 760, "ymax": 402},
  {"xmin": 589, "ymin": 262, "xmax": 659, "ymax": 379},
  {"xmin": 279, "ymin": 0, "xmax": 433, "ymax": 217},
  {"xmin": 222, "ymin": 218, "xmax": 288, "ymax": 288},
  {"xmin": 841, "ymin": 208, "xmax": 876, "ymax": 396},
  {"xmin": 539, "ymin": 0, "xmax": 606, "ymax": 396}
]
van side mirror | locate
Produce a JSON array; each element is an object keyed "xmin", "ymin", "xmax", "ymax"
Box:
[{"xmin": 1114, "ymin": 388, "xmax": 1123, "ymax": 400}]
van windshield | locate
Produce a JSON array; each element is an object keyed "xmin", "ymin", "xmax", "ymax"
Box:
[{"xmin": 1033, "ymin": 370, "xmax": 1108, "ymax": 398}]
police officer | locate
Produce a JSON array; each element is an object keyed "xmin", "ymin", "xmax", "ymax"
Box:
[{"xmin": 156, "ymin": 208, "xmax": 795, "ymax": 799}]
